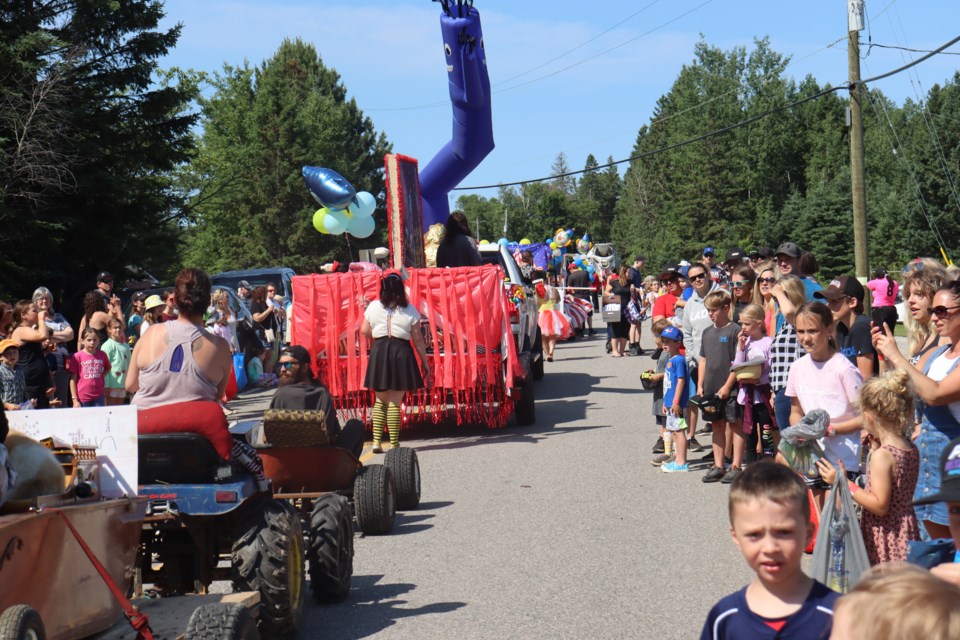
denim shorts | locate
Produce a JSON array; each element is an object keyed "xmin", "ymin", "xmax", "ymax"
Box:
[{"xmin": 915, "ymin": 420, "xmax": 960, "ymax": 526}]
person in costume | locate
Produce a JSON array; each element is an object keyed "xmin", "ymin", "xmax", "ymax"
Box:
[
  {"xmin": 361, "ymin": 271, "xmax": 430, "ymax": 453},
  {"xmin": 536, "ymin": 283, "xmax": 572, "ymax": 362}
]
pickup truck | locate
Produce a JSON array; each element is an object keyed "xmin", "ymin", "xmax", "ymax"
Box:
[{"xmin": 477, "ymin": 244, "xmax": 544, "ymax": 382}]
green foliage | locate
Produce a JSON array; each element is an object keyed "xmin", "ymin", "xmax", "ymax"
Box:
[
  {"xmin": 0, "ymin": 0, "xmax": 197, "ymax": 306},
  {"xmin": 180, "ymin": 38, "xmax": 392, "ymax": 273}
]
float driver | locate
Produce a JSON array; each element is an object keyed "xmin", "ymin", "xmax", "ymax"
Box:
[{"xmin": 269, "ymin": 345, "xmax": 365, "ymax": 457}]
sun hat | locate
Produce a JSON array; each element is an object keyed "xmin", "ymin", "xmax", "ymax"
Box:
[{"xmin": 144, "ymin": 294, "xmax": 164, "ymax": 311}]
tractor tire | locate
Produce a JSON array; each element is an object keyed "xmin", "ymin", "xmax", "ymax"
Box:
[
  {"xmin": 184, "ymin": 603, "xmax": 259, "ymax": 640},
  {"xmin": 0, "ymin": 606, "xmax": 45, "ymax": 640},
  {"xmin": 531, "ymin": 329, "xmax": 544, "ymax": 381},
  {"xmin": 307, "ymin": 494, "xmax": 354, "ymax": 602},
  {"xmin": 231, "ymin": 500, "xmax": 305, "ymax": 639},
  {"xmin": 385, "ymin": 447, "xmax": 421, "ymax": 510},
  {"xmin": 353, "ymin": 464, "xmax": 396, "ymax": 535},
  {"xmin": 514, "ymin": 378, "xmax": 536, "ymax": 426}
]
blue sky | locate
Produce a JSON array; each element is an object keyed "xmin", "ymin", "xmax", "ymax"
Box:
[{"xmin": 158, "ymin": 0, "xmax": 959, "ymax": 205}]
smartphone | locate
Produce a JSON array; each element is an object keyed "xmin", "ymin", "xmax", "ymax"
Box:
[{"xmin": 871, "ymin": 307, "xmax": 885, "ymax": 329}]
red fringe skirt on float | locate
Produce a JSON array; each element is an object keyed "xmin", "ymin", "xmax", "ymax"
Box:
[{"xmin": 538, "ymin": 307, "xmax": 573, "ymax": 339}]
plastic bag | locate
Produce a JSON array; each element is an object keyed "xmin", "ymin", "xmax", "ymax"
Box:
[
  {"xmin": 233, "ymin": 352, "xmax": 248, "ymax": 391},
  {"xmin": 810, "ymin": 478, "xmax": 871, "ymax": 593},
  {"xmin": 778, "ymin": 409, "xmax": 829, "ymax": 480}
]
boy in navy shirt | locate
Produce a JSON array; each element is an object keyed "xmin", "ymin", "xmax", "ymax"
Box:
[
  {"xmin": 660, "ymin": 325, "xmax": 689, "ymax": 473},
  {"xmin": 701, "ymin": 461, "xmax": 838, "ymax": 639}
]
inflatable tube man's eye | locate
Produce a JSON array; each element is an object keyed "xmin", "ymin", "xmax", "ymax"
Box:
[{"xmin": 444, "ymin": 43, "xmax": 452, "ymax": 57}]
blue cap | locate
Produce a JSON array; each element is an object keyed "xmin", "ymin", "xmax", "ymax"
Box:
[
  {"xmin": 703, "ymin": 246, "xmax": 715, "ymax": 256},
  {"xmin": 660, "ymin": 326, "xmax": 683, "ymax": 342}
]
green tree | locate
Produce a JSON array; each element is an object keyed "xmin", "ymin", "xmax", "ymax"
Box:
[
  {"xmin": 0, "ymin": 0, "xmax": 197, "ymax": 305},
  {"xmin": 182, "ymin": 38, "xmax": 392, "ymax": 273}
]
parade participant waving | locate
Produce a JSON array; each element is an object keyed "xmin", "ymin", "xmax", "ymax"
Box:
[{"xmin": 361, "ymin": 271, "xmax": 430, "ymax": 453}]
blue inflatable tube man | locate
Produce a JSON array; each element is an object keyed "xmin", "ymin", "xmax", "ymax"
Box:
[{"xmin": 419, "ymin": 0, "xmax": 495, "ymax": 230}]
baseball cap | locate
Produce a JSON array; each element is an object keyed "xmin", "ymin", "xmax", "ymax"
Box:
[
  {"xmin": 97, "ymin": 271, "xmax": 113, "ymax": 283},
  {"xmin": 775, "ymin": 242, "xmax": 801, "ymax": 258},
  {"xmin": 660, "ymin": 325, "xmax": 683, "ymax": 342},
  {"xmin": 658, "ymin": 264, "xmax": 680, "ymax": 280},
  {"xmin": 751, "ymin": 247, "xmax": 775, "ymax": 260},
  {"xmin": 724, "ymin": 247, "xmax": 746, "ymax": 264},
  {"xmin": 814, "ymin": 275, "xmax": 865, "ymax": 302},
  {"xmin": 237, "ymin": 280, "xmax": 251, "ymax": 289},
  {"xmin": 143, "ymin": 294, "xmax": 164, "ymax": 311},
  {"xmin": 702, "ymin": 246, "xmax": 715, "ymax": 256},
  {"xmin": 0, "ymin": 338, "xmax": 20, "ymax": 354},
  {"xmin": 915, "ymin": 436, "xmax": 960, "ymax": 505},
  {"xmin": 281, "ymin": 345, "xmax": 311, "ymax": 364},
  {"xmin": 132, "ymin": 291, "xmax": 147, "ymax": 302}
]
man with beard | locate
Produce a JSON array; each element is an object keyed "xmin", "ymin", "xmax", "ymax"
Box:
[{"xmin": 268, "ymin": 345, "xmax": 365, "ymax": 457}]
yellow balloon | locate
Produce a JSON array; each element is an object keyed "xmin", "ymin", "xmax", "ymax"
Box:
[
  {"xmin": 479, "ymin": 239, "xmax": 489, "ymax": 245},
  {"xmin": 313, "ymin": 208, "xmax": 331, "ymax": 234},
  {"xmin": 520, "ymin": 238, "xmax": 531, "ymax": 245}
]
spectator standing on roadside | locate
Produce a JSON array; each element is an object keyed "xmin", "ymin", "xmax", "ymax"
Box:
[
  {"xmin": 69, "ymin": 327, "xmax": 111, "ymax": 408},
  {"xmin": 775, "ymin": 243, "xmax": 822, "ymax": 301},
  {"xmin": 95, "ymin": 271, "xmax": 114, "ymax": 302},
  {"xmin": 237, "ymin": 280, "xmax": 252, "ymax": 305},
  {"xmin": 127, "ymin": 292, "xmax": 146, "ymax": 343},
  {"xmin": 730, "ymin": 265, "xmax": 756, "ymax": 324},
  {"xmin": 815, "ymin": 276, "xmax": 877, "ymax": 380},
  {"xmin": 752, "ymin": 262, "xmax": 778, "ymax": 336},
  {"xmin": 0, "ymin": 302, "xmax": 13, "ymax": 339},
  {"xmin": 0, "ymin": 340, "xmax": 29, "ymax": 410},
  {"xmin": 79, "ymin": 291, "xmax": 117, "ymax": 349},
  {"xmin": 652, "ymin": 266, "xmax": 682, "ymax": 326},
  {"xmin": 768, "ymin": 276, "xmax": 808, "ymax": 435},
  {"xmin": 867, "ymin": 268, "xmax": 900, "ymax": 331},
  {"xmin": 11, "ymin": 300, "xmax": 53, "ymax": 409},
  {"xmin": 681, "ymin": 262, "xmax": 719, "ymax": 453},
  {"xmin": 208, "ymin": 289, "xmax": 238, "ymax": 353},
  {"xmin": 102, "ymin": 318, "xmax": 130, "ymax": 406},
  {"xmin": 160, "ymin": 288, "xmax": 177, "ymax": 322},
  {"xmin": 140, "ymin": 295, "xmax": 165, "ymax": 337},
  {"xmin": 701, "ymin": 247, "xmax": 727, "ymax": 286},
  {"xmin": 33, "ymin": 287, "xmax": 73, "ymax": 407}
]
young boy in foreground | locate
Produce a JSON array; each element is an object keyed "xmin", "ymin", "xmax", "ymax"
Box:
[
  {"xmin": 659, "ymin": 325, "xmax": 689, "ymax": 473},
  {"xmin": 701, "ymin": 461, "xmax": 838, "ymax": 640}
]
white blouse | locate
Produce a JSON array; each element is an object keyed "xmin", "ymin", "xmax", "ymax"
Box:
[{"xmin": 364, "ymin": 301, "xmax": 420, "ymax": 340}]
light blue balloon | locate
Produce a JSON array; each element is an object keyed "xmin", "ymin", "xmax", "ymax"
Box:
[
  {"xmin": 348, "ymin": 214, "xmax": 376, "ymax": 239},
  {"xmin": 302, "ymin": 166, "xmax": 356, "ymax": 210},
  {"xmin": 323, "ymin": 210, "xmax": 349, "ymax": 235},
  {"xmin": 498, "ymin": 237, "xmax": 509, "ymax": 246},
  {"xmin": 351, "ymin": 191, "xmax": 376, "ymax": 217}
]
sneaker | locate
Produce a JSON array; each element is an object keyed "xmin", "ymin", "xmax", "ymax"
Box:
[
  {"xmin": 650, "ymin": 453, "xmax": 674, "ymax": 466},
  {"xmin": 699, "ymin": 451, "xmax": 717, "ymax": 462},
  {"xmin": 687, "ymin": 437, "xmax": 704, "ymax": 452},
  {"xmin": 696, "ymin": 424, "xmax": 713, "ymax": 435},
  {"xmin": 720, "ymin": 466, "xmax": 743, "ymax": 484},
  {"xmin": 652, "ymin": 437, "xmax": 665, "ymax": 454},
  {"xmin": 588, "ymin": 329, "xmax": 597, "ymax": 336},
  {"xmin": 661, "ymin": 461, "xmax": 690, "ymax": 473},
  {"xmin": 702, "ymin": 466, "xmax": 726, "ymax": 483},
  {"xmin": 371, "ymin": 443, "xmax": 383, "ymax": 453},
  {"xmin": 605, "ymin": 341, "xmax": 612, "ymax": 354}
]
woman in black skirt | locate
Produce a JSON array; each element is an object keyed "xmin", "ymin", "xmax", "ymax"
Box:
[{"xmin": 361, "ymin": 271, "xmax": 430, "ymax": 452}]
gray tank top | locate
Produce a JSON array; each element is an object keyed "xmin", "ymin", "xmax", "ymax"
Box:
[{"xmin": 132, "ymin": 321, "xmax": 219, "ymax": 409}]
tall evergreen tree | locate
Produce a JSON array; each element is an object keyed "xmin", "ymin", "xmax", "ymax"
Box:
[
  {"xmin": 0, "ymin": 0, "xmax": 197, "ymax": 306},
  {"xmin": 182, "ymin": 38, "xmax": 392, "ymax": 273}
]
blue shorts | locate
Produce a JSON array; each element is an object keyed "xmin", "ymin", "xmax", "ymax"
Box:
[{"xmin": 915, "ymin": 420, "xmax": 960, "ymax": 527}]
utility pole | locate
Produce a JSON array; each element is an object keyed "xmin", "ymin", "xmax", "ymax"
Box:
[{"xmin": 848, "ymin": 0, "xmax": 869, "ymax": 280}]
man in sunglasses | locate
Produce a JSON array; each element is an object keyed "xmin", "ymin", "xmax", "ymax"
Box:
[
  {"xmin": 680, "ymin": 262, "xmax": 722, "ymax": 452},
  {"xmin": 268, "ymin": 345, "xmax": 365, "ymax": 457}
]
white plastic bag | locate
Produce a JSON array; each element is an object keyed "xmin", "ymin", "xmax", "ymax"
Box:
[{"xmin": 810, "ymin": 477, "xmax": 870, "ymax": 593}]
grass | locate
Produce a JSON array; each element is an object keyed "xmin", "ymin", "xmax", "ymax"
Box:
[{"xmin": 894, "ymin": 323, "xmax": 907, "ymax": 338}]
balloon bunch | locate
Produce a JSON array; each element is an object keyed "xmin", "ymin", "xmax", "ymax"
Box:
[
  {"xmin": 302, "ymin": 166, "xmax": 377, "ymax": 239},
  {"xmin": 570, "ymin": 255, "xmax": 596, "ymax": 278}
]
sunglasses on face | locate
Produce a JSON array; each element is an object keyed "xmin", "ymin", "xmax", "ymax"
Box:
[
  {"xmin": 930, "ymin": 305, "xmax": 960, "ymax": 318},
  {"xmin": 731, "ymin": 280, "xmax": 750, "ymax": 288},
  {"xmin": 689, "ymin": 273, "xmax": 707, "ymax": 281},
  {"xmin": 279, "ymin": 361, "xmax": 301, "ymax": 370},
  {"xmin": 757, "ymin": 277, "xmax": 777, "ymax": 284}
]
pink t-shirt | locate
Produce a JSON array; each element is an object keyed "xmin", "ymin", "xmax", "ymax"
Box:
[
  {"xmin": 785, "ymin": 351, "xmax": 863, "ymax": 468},
  {"xmin": 866, "ymin": 277, "xmax": 899, "ymax": 307},
  {"xmin": 68, "ymin": 350, "xmax": 111, "ymax": 402}
]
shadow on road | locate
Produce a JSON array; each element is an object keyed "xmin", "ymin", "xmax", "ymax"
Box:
[{"xmin": 309, "ymin": 574, "xmax": 466, "ymax": 638}]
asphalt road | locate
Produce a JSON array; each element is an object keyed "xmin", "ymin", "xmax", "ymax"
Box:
[{"xmin": 285, "ymin": 324, "xmax": 753, "ymax": 640}]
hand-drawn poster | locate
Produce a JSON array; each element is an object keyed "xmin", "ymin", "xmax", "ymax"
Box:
[{"xmin": 7, "ymin": 406, "xmax": 138, "ymax": 498}]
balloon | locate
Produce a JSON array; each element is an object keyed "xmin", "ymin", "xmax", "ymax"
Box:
[
  {"xmin": 552, "ymin": 248, "xmax": 561, "ymax": 257},
  {"xmin": 348, "ymin": 214, "xmax": 376, "ymax": 238},
  {"xmin": 352, "ymin": 191, "xmax": 376, "ymax": 217},
  {"xmin": 554, "ymin": 228, "xmax": 573, "ymax": 247},
  {"xmin": 479, "ymin": 239, "xmax": 489, "ymax": 245},
  {"xmin": 519, "ymin": 238, "xmax": 531, "ymax": 246},
  {"xmin": 498, "ymin": 237, "xmax": 509, "ymax": 246},
  {"xmin": 574, "ymin": 257, "xmax": 584, "ymax": 268},
  {"xmin": 322, "ymin": 210, "xmax": 349, "ymax": 235},
  {"xmin": 302, "ymin": 166, "xmax": 356, "ymax": 210},
  {"xmin": 312, "ymin": 208, "xmax": 331, "ymax": 234},
  {"xmin": 576, "ymin": 238, "xmax": 591, "ymax": 253},
  {"xmin": 549, "ymin": 241, "xmax": 558, "ymax": 250}
]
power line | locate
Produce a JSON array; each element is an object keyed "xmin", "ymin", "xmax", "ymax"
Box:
[
  {"xmin": 453, "ymin": 33, "xmax": 960, "ymax": 191},
  {"xmin": 868, "ymin": 42, "xmax": 960, "ymax": 56}
]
